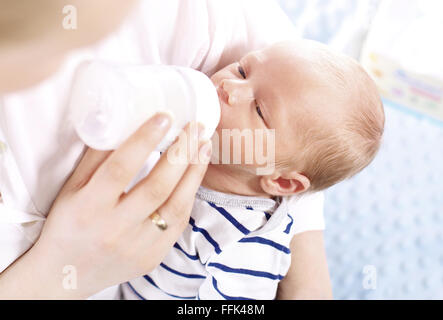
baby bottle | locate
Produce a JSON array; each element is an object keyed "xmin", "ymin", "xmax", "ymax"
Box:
[{"xmin": 68, "ymin": 61, "xmax": 221, "ymax": 151}]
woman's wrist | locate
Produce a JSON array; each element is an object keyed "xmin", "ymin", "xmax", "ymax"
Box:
[{"xmin": 0, "ymin": 242, "xmax": 94, "ymax": 299}]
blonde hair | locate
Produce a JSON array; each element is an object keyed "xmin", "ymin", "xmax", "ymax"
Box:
[{"xmin": 280, "ymin": 44, "xmax": 385, "ymax": 192}]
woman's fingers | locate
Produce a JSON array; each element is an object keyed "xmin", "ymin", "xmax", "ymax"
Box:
[
  {"xmin": 119, "ymin": 122, "xmax": 205, "ymax": 219},
  {"xmin": 63, "ymin": 148, "xmax": 112, "ymax": 192},
  {"xmin": 137, "ymin": 140, "xmax": 212, "ymax": 271},
  {"xmin": 152, "ymin": 140, "xmax": 212, "ymax": 229},
  {"xmin": 89, "ymin": 113, "xmax": 172, "ymax": 201}
]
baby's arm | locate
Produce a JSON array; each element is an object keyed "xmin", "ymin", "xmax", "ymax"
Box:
[{"xmin": 276, "ymin": 231, "xmax": 333, "ymax": 300}]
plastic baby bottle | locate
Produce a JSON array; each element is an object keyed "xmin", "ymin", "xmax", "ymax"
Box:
[{"xmin": 68, "ymin": 61, "xmax": 221, "ymax": 151}]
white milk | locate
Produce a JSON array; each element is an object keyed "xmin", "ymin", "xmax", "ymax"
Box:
[{"xmin": 69, "ymin": 61, "xmax": 221, "ymax": 151}]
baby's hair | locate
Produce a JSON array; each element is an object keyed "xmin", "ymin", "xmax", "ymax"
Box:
[{"xmin": 279, "ymin": 42, "xmax": 385, "ymax": 192}]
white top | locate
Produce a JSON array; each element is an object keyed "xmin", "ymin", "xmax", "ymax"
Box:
[
  {"xmin": 0, "ymin": 0, "xmax": 323, "ymax": 299},
  {"xmin": 123, "ymin": 187, "xmax": 325, "ymax": 300}
]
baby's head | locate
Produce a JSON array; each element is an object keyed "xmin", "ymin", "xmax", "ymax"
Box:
[{"xmin": 210, "ymin": 39, "xmax": 385, "ymax": 195}]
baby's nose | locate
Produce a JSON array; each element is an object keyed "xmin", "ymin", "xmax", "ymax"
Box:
[{"xmin": 222, "ymin": 79, "xmax": 254, "ymax": 106}]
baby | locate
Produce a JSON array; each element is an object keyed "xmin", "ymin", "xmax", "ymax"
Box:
[{"xmin": 124, "ymin": 39, "xmax": 385, "ymax": 300}]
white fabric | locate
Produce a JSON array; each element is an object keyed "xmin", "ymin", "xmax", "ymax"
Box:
[
  {"xmin": 287, "ymin": 191, "xmax": 325, "ymax": 235},
  {"xmin": 123, "ymin": 187, "xmax": 325, "ymax": 300},
  {"xmin": 0, "ymin": 0, "xmax": 322, "ymax": 299}
]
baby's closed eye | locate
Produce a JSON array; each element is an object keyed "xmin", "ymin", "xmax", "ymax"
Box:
[{"xmin": 238, "ymin": 65, "xmax": 246, "ymax": 79}]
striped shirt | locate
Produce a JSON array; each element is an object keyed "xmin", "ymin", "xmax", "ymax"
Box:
[{"xmin": 122, "ymin": 187, "xmax": 324, "ymax": 300}]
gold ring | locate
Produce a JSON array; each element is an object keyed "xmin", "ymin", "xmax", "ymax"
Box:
[{"xmin": 150, "ymin": 212, "xmax": 168, "ymax": 231}]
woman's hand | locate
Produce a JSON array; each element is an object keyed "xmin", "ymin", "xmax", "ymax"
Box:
[{"xmin": 0, "ymin": 113, "xmax": 212, "ymax": 299}]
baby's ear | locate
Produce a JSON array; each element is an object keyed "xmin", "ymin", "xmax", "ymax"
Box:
[{"xmin": 259, "ymin": 171, "xmax": 311, "ymax": 196}]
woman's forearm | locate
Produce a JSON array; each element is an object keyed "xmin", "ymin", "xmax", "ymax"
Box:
[{"xmin": 277, "ymin": 231, "xmax": 333, "ymax": 300}]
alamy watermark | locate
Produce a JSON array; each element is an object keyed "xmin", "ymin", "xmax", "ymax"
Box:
[
  {"xmin": 62, "ymin": 5, "xmax": 77, "ymax": 30},
  {"xmin": 62, "ymin": 265, "xmax": 78, "ymax": 290},
  {"xmin": 166, "ymin": 123, "xmax": 277, "ymax": 176},
  {"xmin": 362, "ymin": 265, "xmax": 377, "ymax": 290}
]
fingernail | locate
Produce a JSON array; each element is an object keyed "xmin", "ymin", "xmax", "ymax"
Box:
[{"xmin": 154, "ymin": 113, "xmax": 171, "ymax": 128}]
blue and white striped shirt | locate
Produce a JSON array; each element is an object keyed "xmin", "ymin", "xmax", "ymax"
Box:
[{"xmin": 123, "ymin": 187, "xmax": 325, "ymax": 300}]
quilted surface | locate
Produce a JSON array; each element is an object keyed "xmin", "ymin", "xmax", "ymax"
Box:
[{"xmin": 277, "ymin": 0, "xmax": 443, "ymax": 299}]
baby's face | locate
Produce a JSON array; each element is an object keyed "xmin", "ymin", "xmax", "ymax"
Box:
[{"xmin": 210, "ymin": 41, "xmax": 342, "ymax": 171}]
